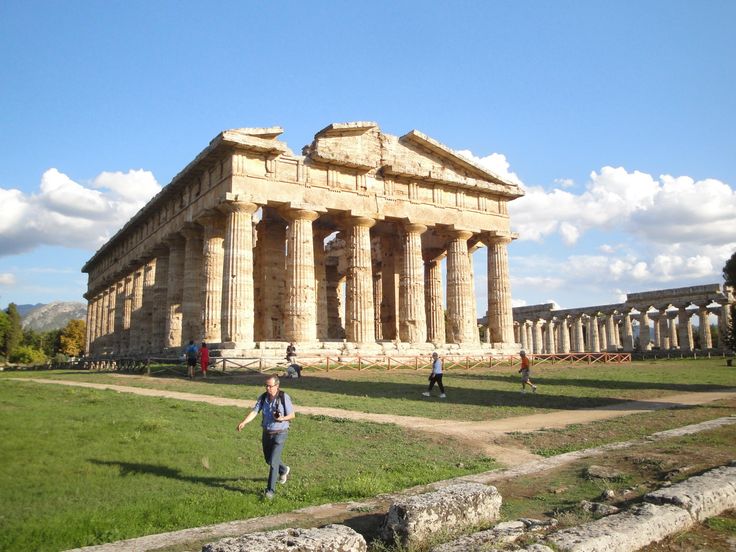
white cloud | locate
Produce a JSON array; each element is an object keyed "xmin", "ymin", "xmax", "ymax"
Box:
[
  {"xmin": 0, "ymin": 273, "xmax": 16, "ymax": 285},
  {"xmin": 456, "ymin": 150, "xmax": 523, "ymax": 185},
  {"xmin": 0, "ymin": 168, "xmax": 161, "ymax": 258},
  {"xmin": 555, "ymin": 178, "xmax": 575, "ymax": 188}
]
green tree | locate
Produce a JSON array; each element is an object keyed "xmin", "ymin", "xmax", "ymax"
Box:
[
  {"xmin": 3, "ymin": 304, "xmax": 22, "ymax": 359},
  {"xmin": 59, "ymin": 319, "xmax": 86, "ymax": 357},
  {"xmin": 0, "ymin": 310, "xmax": 9, "ymax": 360},
  {"xmin": 727, "ymin": 305, "xmax": 736, "ymax": 353},
  {"xmin": 9, "ymin": 345, "xmax": 47, "ymax": 364},
  {"xmin": 723, "ymin": 250, "xmax": 736, "ymax": 287}
]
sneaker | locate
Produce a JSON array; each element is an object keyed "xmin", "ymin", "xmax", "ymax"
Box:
[
  {"xmin": 532, "ymin": 385, "xmax": 537, "ymax": 393},
  {"xmin": 439, "ymin": 393, "xmax": 446, "ymax": 398},
  {"xmin": 422, "ymin": 391, "xmax": 430, "ymax": 397},
  {"xmin": 264, "ymin": 490, "xmax": 275, "ymax": 500},
  {"xmin": 279, "ymin": 465, "xmax": 290, "ymax": 484}
]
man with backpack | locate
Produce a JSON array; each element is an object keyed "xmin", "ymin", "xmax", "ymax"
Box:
[
  {"xmin": 185, "ymin": 340, "xmax": 198, "ymax": 379},
  {"xmin": 237, "ymin": 375, "xmax": 295, "ymax": 500}
]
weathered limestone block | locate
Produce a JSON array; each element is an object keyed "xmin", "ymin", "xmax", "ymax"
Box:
[
  {"xmin": 201, "ymin": 524, "xmax": 366, "ymax": 552},
  {"xmin": 381, "ymin": 483, "xmax": 501, "ymax": 547},
  {"xmin": 432, "ymin": 518, "xmax": 557, "ymax": 552},
  {"xmin": 644, "ymin": 464, "xmax": 736, "ymax": 522},
  {"xmin": 546, "ymin": 503, "xmax": 693, "ymax": 552}
]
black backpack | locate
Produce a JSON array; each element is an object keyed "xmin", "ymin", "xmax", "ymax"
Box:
[{"xmin": 259, "ymin": 390, "xmax": 287, "ymax": 416}]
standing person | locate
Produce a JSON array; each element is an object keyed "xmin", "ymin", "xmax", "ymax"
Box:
[
  {"xmin": 518, "ymin": 350, "xmax": 537, "ymax": 393},
  {"xmin": 286, "ymin": 342, "xmax": 296, "ymax": 364},
  {"xmin": 237, "ymin": 375, "xmax": 295, "ymax": 500},
  {"xmin": 422, "ymin": 351, "xmax": 446, "ymax": 398},
  {"xmin": 185, "ymin": 340, "xmax": 198, "ymax": 379},
  {"xmin": 200, "ymin": 342, "xmax": 209, "ymax": 379}
]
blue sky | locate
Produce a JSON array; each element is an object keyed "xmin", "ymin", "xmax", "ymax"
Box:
[{"xmin": 1, "ymin": 1, "xmax": 734, "ymax": 313}]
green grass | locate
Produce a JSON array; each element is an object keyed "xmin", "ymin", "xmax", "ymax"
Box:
[
  {"xmin": 0, "ymin": 380, "xmax": 495, "ymax": 552},
  {"xmin": 4, "ymin": 357, "xmax": 735, "ymax": 422}
]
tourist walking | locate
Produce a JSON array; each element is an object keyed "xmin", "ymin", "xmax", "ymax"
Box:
[
  {"xmin": 185, "ymin": 340, "xmax": 198, "ymax": 379},
  {"xmin": 286, "ymin": 342, "xmax": 296, "ymax": 364},
  {"xmin": 237, "ymin": 375, "xmax": 295, "ymax": 499},
  {"xmin": 518, "ymin": 350, "xmax": 537, "ymax": 393},
  {"xmin": 423, "ymin": 351, "xmax": 446, "ymax": 398},
  {"xmin": 200, "ymin": 342, "xmax": 209, "ymax": 378}
]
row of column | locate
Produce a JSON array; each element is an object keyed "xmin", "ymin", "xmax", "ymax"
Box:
[
  {"xmin": 516, "ymin": 304, "xmax": 732, "ymax": 355},
  {"xmin": 86, "ymin": 201, "xmax": 516, "ymax": 355}
]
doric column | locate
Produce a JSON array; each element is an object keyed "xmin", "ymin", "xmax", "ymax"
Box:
[
  {"xmin": 282, "ymin": 208, "xmax": 319, "ymax": 343},
  {"xmin": 532, "ymin": 320, "xmax": 543, "ymax": 354},
  {"xmin": 525, "ymin": 323, "xmax": 533, "ymax": 352},
  {"xmin": 622, "ymin": 312, "xmax": 634, "ymax": 352},
  {"xmin": 343, "ymin": 216, "xmax": 376, "ymax": 344},
  {"xmin": 589, "ymin": 315, "xmax": 600, "ymax": 352},
  {"xmin": 220, "ymin": 200, "xmax": 258, "ymax": 346},
  {"xmin": 519, "ymin": 322, "xmax": 528, "ymax": 350},
  {"xmin": 255, "ymin": 214, "xmax": 286, "ymax": 341},
  {"xmin": 668, "ymin": 312, "xmax": 679, "ymax": 349},
  {"xmin": 599, "ymin": 316, "xmax": 608, "ymax": 352},
  {"xmin": 698, "ymin": 306, "xmax": 712, "ymax": 350},
  {"xmin": 164, "ymin": 234, "xmax": 185, "ymax": 348},
  {"xmin": 486, "ymin": 235, "xmax": 515, "ymax": 345},
  {"xmin": 314, "ymin": 227, "xmax": 331, "ymax": 341},
  {"xmin": 152, "ymin": 247, "xmax": 169, "ymax": 352},
  {"xmin": 180, "ymin": 224, "xmax": 204, "ymax": 344},
  {"xmin": 380, "ymin": 235, "xmax": 398, "ymax": 340},
  {"xmin": 678, "ymin": 307, "xmax": 693, "ymax": 352},
  {"xmin": 425, "ymin": 253, "xmax": 445, "ymax": 344},
  {"xmin": 446, "ymin": 230, "xmax": 479, "ymax": 345},
  {"xmin": 605, "ymin": 314, "xmax": 617, "ymax": 352},
  {"xmin": 121, "ymin": 274, "xmax": 134, "ymax": 353},
  {"xmin": 129, "ymin": 267, "xmax": 145, "ymax": 353},
  {"xmin": 140, "ymin": 260, "xmax": 156, "ymax": 353},
  {"xmin": 89, "ymin": 295, "xmax": 100, "ymax": 353},
  {"xmin": 571, "ymin": 315, "xmax": 583, "ymax": 352},
  {"xmin": 559, "ymin": 316, "xmax": 570, "ymax": 353},
  {"xmin": 325, "ymin": 262, "xmax": 343, "ymax": 339},
  {"xmin": 639, "ymin": 309, "xmax": 651, "ymax": 351},
  {"xmin": 100, "ymin": 289, "xmax": 110, "ymax": 347},
  {"xmin": 113, "ymin": 280, "xmax": 125, "ymax": 353},
  {"xmin": 199, "ymin": 214, "xmax": 226, "ymax": 344},
  {"xmin": 106, "ymin": 287, "xmax": 116, "ymax": 348},
  {"xmin": 399, "ymin": 222, "xmax": 427, "ymax": 344},
  {"xmin": 544, "ymin": 320, "xmax": 555, "ymax": 353},
  {"xmin": 373, "ymin": 272, "xmax": 382, "ymax": 340},
  {"xmin": 659, "ymin": 313, "xmax": 671, "ymax": 349},
  {"xmin": 84, "ymin": 299, "xmax": 93, "ymax": 355}
]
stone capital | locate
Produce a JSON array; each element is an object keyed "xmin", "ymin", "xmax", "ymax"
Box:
[
  {"xmin": 401, "ymin": 221, "xmax": 428, "ymax": 234},
  {"xmin": 218, "ymin": 200, "xmax": 259, "ymax": 215},
  {"xmin": 448, "ymin": 229, "xmax": 474, "ymax": 241},
  {"xmin": 343, "ymin": 215, "xmax": 376, "ymax": 229},
  {"xmin": 279, "ymin": 206, "xmax": 320, "ymax": 223}
]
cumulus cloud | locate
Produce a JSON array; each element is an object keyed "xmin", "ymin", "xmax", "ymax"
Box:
[
  {"xmin": 456, "ymin": 150, "xmax": 523, "ymax": 186},
  {"xmin": 0, "ymin": 168, "xmax": 161, "ymax": 257},
  {"xmin": 554, "ymin": 178, "xmax": 575, "ymax": 188},
  {"xmin": 0, "ymin": 273, "xmax": 16, "ymax": 285}
]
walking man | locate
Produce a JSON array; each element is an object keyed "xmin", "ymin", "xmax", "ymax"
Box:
[
  {"xmin": 237, "ymin": 375, "xmax": 295, "ymax": 499},
  {"xmin": 423, "ymin": 351, "xmax": 446, "ymax": 398}
]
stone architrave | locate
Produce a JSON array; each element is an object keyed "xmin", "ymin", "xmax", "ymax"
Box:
[
  {"xmin": 486, "ymin": 235, "xmax": 515, "ymax": 345},
  {"xmin": 380, "ymin": 235, "xmax": 398, "ymax": 340},
  {"xmin": 200, "ymin": 214, "xmax": 226, "ymax": 344},
  {"xmin": 698, "ymin": 306, "xmax": 712, "ymax": 350},
  {"xmin": 151, "ymin": 247, "xmax": 169, "ymax": 352},
  {"xmin": 639, "ymin": 309, "xmax": 652, "ymax": 351},
  {"xmin": 181, "ymin": 224, "xmax": 204, "ymax": 344},
  {"xmin": 446, "ymin": 230, "xmax": 479, "ymax": 345},
  {"xmin": 399, "ymin": 222, "xmax": 427, "ymax": 344},
  {"xmin": 343, "ymin": 216, "xmax": 376, "ymax": 344},
  {"xmin": 164, "ymin": 234, "xmax": 185, "ymax": 348},
  {"xmin": 220, "ymin": 201, "xmax": 258, "ymax": 347},
  {"xmin": 282, "ymin": 208, "xmax": 320, "ymax": 343},
  {"xmin": 424, "ymin": 251, "xmax": 445, "ymax": 345}
]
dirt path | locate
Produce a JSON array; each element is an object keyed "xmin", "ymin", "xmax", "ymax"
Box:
[{"xmin": 13, "ymin": 377, "xmax": 736, "ymax": 465}]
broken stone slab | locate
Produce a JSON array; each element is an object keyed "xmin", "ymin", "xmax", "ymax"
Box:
[
  {"xmin": 580, "ymin": 500, "xmax": 620, "ymax": 516},
  {"xmin": 585, "ymin": 464, "xmax": 624, "ymax": 480},
  {"xmin": 546, "ymin": 502, "xmax": 693, "ymax": 552},
  {"xmin": 431, "ymin": 518, "xmax": 556, "ymax": 552},
  {"xmin": 380, "ymin": 482, "xmax": 501, "ymax": 547},
  {"xmin": 201, "ymin": 524, "xmax": 366, "ymax": 552},
  {"xmin": 644, "ymin": 464, "xmax": 736, "ymax": 522}
]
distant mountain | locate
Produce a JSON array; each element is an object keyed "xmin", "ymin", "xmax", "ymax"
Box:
[
  {"xmin": 16, "ymin": 303, "xmax": 44, "ymax": 317},
  {"xmin": 21, "ymin": 302, "xmax": 87, "ymax": 332}
]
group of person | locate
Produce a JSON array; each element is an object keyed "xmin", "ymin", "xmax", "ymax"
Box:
[{"xmin": 184, "ymin": 340, "xmax": 210, "ymax": 379}]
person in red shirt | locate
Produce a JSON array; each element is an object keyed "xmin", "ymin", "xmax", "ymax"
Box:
[
  {"xmin": 518, "ymin": 350, "xmax": 537, "ymax": 393},
  {"xmin": 200, "ymin": 342, "xmax": 210, "ymax": 379}
]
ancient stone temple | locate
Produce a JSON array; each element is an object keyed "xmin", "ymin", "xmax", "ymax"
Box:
[{"xmin": 82, "ymin": 122, "xmax": 524, "ymax": 357}]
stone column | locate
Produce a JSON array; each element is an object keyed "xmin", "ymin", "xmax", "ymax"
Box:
[
  {"xmin": 589, "ymin": 315, "xmax": 600, "ymax": 352},
  {"xmin": 531, "ymin": 320, "xmax": 543, "ymax": 354},
  {"xmin": 559, "ymin": 316, "xmax": 570, "ymax": 353},
  {"xmin": 220, "ymin": 200, "xmax": 258, "ymax": 347},
  {"xmin": 399, "ymin": 222, "xmax": 427, "ymax": 344},
  {"xmin": 325, "ymin": 262, "xmax": 343, "ymax": 338},
  {"xmin": 114, "ymin": 280, "xmax": 125, "ymax": 353},
  {"xmin": 165, "ymin": 234, "xmax": 185, "ymax": 348},
  {"xmin": 373, "ymin": 272, "xmax": 383, "ymax": 340},
  {"xmin": 525, "ymin": 323, "xmax": 533, "ymax": 352},
  {"xmin": 129, "ymin": 267, "xmax": 145, "ymax": 353},
  {"xmin": 140, "ymin": 260, "xmax": 156, "ymax": 353},
  {"xmin": 668, "ymin": 312, "xmax": 679, "ymax": 350},
  {"xmin": 622, "ymin": 312, "xmax": 634, "ymax": 352},
  {"xmin": 380, "ymin": 235, "xmax": 398, "ymax": 340},
  {"xmin": 544, "ymin": 320, "xmax": 555, "ymax": 353},
  {"xmin": 604, "ymin": 314, "xmax": 616, "ymax": 352},
  {"xmin": 446, "ymin": 230, "xmax": 479, "ymax": 345},
  {"xmin": 181, "ymin": 224, "xmax": 204, "ymax": 344},
  {"xmin": 343, "ymin": 216, "xmax": 376, "ymax": 344},
  {"xmin": 572, "ymin": 315, "xmax": 584, "ymax": 352},
  {"xmin": 639, "ymin": 309, "xmax": 651, "ymax": 351},
  {"xmin": 100, "ymin": 289, "xmax": 110, "ymax": 349},
  {"xmin": 282, "ymin": 208, "xmax": 319, "ymax": 343},
  {"xmin": 84, "ymin": 299, "xmax": 93, "ymax": 355},
  {"xmin": 718, "ymin": 302, "xmax": 732, "ymax": 350},
  {"xmin": 107, "ymin": 286, "xmax": 117, "ymax": 349},
  {"xmin": 659, "ymin": 313, "xmax": 671, "ymax": 349},
  {"xmin": 122, "ymin": 274, "xmax": 134, "ymax": 354},
  {"xmin": 598, "ymin": 316, "xmax": 608, "ymax": 352},
  {"xmin": 486, "ymin": 235, "xmax": 515, "ymax": 345},
  {"xmin": 200, "ymin": 214, "xmax": 225, "ymax": 344},
  {"xmin": 678, "ymin": 307, "xmax": 693, "ymax": 352},
  {"xmin": 314, "ymin": 227, "xmax": 331, "ymax": 341},
  {"xmin": 518, "ymin": 322, "xmax": 527, "ymax": 350},
  {"xmin": 255, "ymin": 214, "xmax": 286, "ymax": 341},
  {"xmin": 152, "ymin": 247, "xmax": 169, "ymax": 352},
  {"xmin": 698, "ymin": 306, "xmax": 712, "ymax": 350},
  {"xmin": 424, "ymin": 254, "xmax": 445, "ymax": 345},
  {"xmin": 89, "ymin": 294, "xmax": 100, "ymax": 353}
]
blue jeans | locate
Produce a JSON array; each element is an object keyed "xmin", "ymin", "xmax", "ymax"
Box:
[{"xmin": 261, "ymin": 430, "xmax": 288, "ymax": 492}]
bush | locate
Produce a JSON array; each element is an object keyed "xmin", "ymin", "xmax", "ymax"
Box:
[{"xmin": 9, "ymin": 346, "xmax": 47, "ymax": 365}]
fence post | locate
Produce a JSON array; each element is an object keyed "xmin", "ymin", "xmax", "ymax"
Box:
[{"xmin": 326, "ymin": 357, "xmax": 330, "ymax": 372}]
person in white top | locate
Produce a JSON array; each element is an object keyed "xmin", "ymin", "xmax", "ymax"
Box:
[{"xmin": 422, "ymin": 352, "xmax": 446, "ymax": 398}]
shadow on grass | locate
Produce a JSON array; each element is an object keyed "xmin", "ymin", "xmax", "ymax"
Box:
[{"xmin": 89, "ymin": 459, "xmax": 261, "ymax": 494}]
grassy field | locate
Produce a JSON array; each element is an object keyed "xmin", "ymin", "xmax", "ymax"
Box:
[{"xmin": 1, "ymin": 357, "xmax": 734, "ymax": 551}]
